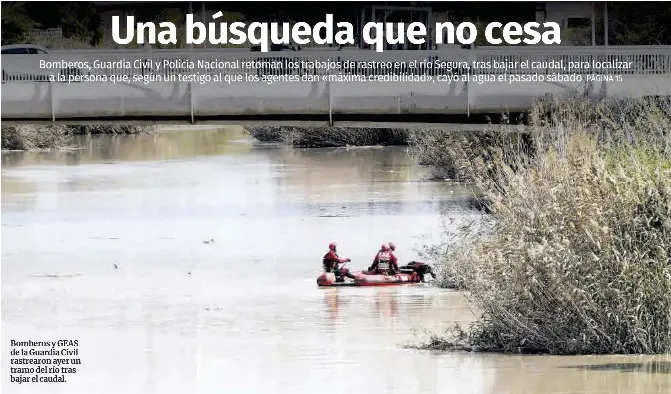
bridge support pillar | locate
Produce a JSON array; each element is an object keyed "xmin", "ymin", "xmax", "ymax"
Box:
[
  {"xmin": 466, "ymin": 79, "xmax": 470, "ymax": 117},
  {"xmin": 327, "ymin": 79, "xmax": 332, "ymax": 126},
  {"xmin": 189, "ymin": 81, "xmax": 195, "ymax": 124},
  {"xmin": 49, "ymin": 80, "xmax": 56, "ymax": 121}
]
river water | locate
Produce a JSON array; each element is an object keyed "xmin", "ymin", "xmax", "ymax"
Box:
[{"xmin": 2, "ymin": 127, "xmax": 669, "ymax": 394}]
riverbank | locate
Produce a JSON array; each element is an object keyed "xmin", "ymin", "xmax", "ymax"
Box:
[
  {"xmin": 5, "ymin": 124, "xmax": 408, "ymax": 152},
  {"xmin": 420, "ymin": 96, "xmax": 671, "ymax": 355},
  {"xmin": 3, "ymin": 120, "xmax": 670, "ymax": 392},
  {"xmin": 247, "ymin": 126, "xmax": 409, "ymax": 148},
  {"xmin": 1, "ymin": 124, "xmax": 158, "ymax": 150},
  {"xmin": 4, "ymin": 121, "xmax": 507, "ymax": 184}
]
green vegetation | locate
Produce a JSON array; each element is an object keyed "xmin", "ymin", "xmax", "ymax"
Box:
[
  {"xmin": 1, "ymin": 124, "xmax": 156, "ymax": 150},
  {"xmin": 0, "ymin": 2, "xmax": 249, "ymax": 48},
  {"xmin": 414, "ymin": 97, "xmax": 671, "ymax": 354},
  {"xmin": 608, "ymin": 2, "xmax": 671, "ymax": 45},
  {"xmin": 1, "ymin": 3, "xmax": 40, "ymax": 45},
  {"xmin": 1, "ymin": 2, "xmax": 101, "ymax": 46}
]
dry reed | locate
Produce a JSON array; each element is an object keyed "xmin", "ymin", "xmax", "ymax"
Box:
[
  {"xmin": 1, "ymin": 124, "xmax": 157, "ymax": 150},
  {"xmin": 417, "ymin": 96, "xmax": 671, "ymax": 354}
]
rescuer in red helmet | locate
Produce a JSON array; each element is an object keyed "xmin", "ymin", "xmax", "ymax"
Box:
[
  {"xmin": 323, "ymin": 242, "xmax": 354, "ymax": 282},
  {"xmin": 368, "ymin": 244, "xmax": 398, "ymax": 275}
]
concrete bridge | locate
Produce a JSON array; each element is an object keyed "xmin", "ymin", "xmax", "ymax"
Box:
[{"xmin": 2, "ymin": 47, "xmax": 670, "ymax": 126}]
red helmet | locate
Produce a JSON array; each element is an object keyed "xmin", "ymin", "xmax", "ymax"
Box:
[
  {"xmin": 328, "ymin": 242, "xmax": 337, "ymax": 251},
  {"xmin": 380, "ymin": 244, "xmax": 389, "ymax": 251},
  {"xmin": 388, "ymin": 242, "xmax": 396, "ymax": 251}
]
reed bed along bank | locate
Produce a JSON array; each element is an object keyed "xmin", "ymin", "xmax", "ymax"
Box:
[
  {"xmin": 247, "ymin": 126, "xmax": 410, "ymax": 148},
  {"xmin": 417, "ymin": 96, "xmax": 671, "ymax": 355},
  {"xmin": 1, "ymin": 124, "xmax": 157, "ymax": 150},
  {"xmin": 408, "ymin": 129, "xmax": 532, "ymax": 182}
]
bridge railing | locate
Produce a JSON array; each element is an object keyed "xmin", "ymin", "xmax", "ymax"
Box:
[{"xmin": 3, "ymin": 47, "xmax": 671, "ymax": 83}]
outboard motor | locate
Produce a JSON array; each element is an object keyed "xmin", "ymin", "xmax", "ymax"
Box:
[{"xmin": 399, "ymin": 261, "xmax": 436, "ymax": 282}]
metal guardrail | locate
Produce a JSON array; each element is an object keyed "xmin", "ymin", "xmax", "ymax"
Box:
[
  {"xmin": 44, "ymin": 45, "xmax": 671, "ymax": 54},
  {"xmin": 3, "ymin": 47, "xmax": 671, "ymax": 83}
]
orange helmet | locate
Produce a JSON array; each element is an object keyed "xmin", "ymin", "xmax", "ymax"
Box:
[
  {"xmin": 388, "ymin": 242, "xmax": 396, "ymax": 251},
  {"xmin": 328, "ymin": 242, "xmax": 337, "ymax": 251},
  {"xmin": 380, "ymin": 244, "xmax": 389, "ymax": 251}
]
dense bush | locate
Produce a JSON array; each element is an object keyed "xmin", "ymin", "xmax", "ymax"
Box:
[
  {"xmin": 408, "ymin": 129, "xmax": 530, "ymax": 181},
  {"xmin": 247, "ymin": 126, "xmax": 409, "ymax": 147},
  {"xmin": 419, "ymin": 97, "xmax": 671, "ymax": 354},
  {"xmin": 1, "ymin": 125, "xmax": 71, "ymax": 150},
  {"xmin": 1, "ymin": 124, "xmax": 156, "ymax": 150}
]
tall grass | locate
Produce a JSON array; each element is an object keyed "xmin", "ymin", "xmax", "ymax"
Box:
[
  {"xmin": 418, "ymin": 96, "xmax": 671, "ymax": 355},
  {"xmin": 407, "ymin": 129, "xmax": 531, "ymax": 181},
  {"xmin": 1, "ymin": 124, "xmax": 156, "ymax": 150},
  {"xmin": 1, "ymin": 125, "xmax": 71, "ymax": 150}
]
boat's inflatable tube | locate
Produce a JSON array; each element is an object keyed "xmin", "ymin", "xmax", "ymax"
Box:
[
  {"xmin": 317, "ymin": 271, "xmax": 420, "ymax": 287},
  {"xmin": 316, "ymin": 261, "xmax": 435, "ymax": 287},
  {"xmin": 353, "ymin": 272, "xmax": 419, "ymax": 286},
  {"xmin": 317, "ymin": 272, "xmax": 355, "ymax": 287}
]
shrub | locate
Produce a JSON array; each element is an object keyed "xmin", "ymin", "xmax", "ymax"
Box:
[
  {"xmin": 1, "ymin": 124, "xmax": 157, "ymax": 150},
  {"xmin": 1, "ymin": 124, "xmax": 71, "ymax": 150},
  {"xmin": 246, "ymin": 126, "xmax": 284, "ymax": 142},
  {"xmin": 423, "ymin": 97, "xmax": 671, "ymax": 355},
  {"xmin": 408, "ymin": 129, "xmax": 530, "ymax": 181},
  {"xmin": 247, "ymin": 126, "xmax": 409, "ymax": 147}
]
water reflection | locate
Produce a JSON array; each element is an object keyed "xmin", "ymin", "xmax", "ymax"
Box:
[
  {"xmin": 372, "ymin": 288, "xmax": 400, "ymax": 320},
  {"xmin": 486, "ymin": 354, "xmax": 671, "ymax": 394},
  {"xmin": 322, "ymin": 290, "xmax": 346, "ymax": 326},
  {"xmin": 566, "ymin": 361, "xmax": 671, "ymax": 374}
]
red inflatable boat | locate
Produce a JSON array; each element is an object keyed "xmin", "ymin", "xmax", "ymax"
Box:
[{"xmin": 316, "ymin": 271, "xmax": 420, "ymax": 287}]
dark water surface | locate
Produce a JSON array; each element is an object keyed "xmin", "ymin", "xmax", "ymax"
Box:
[{"xmin": 2, "ymin": 128, "xmax": 669, "ymax": 394}]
